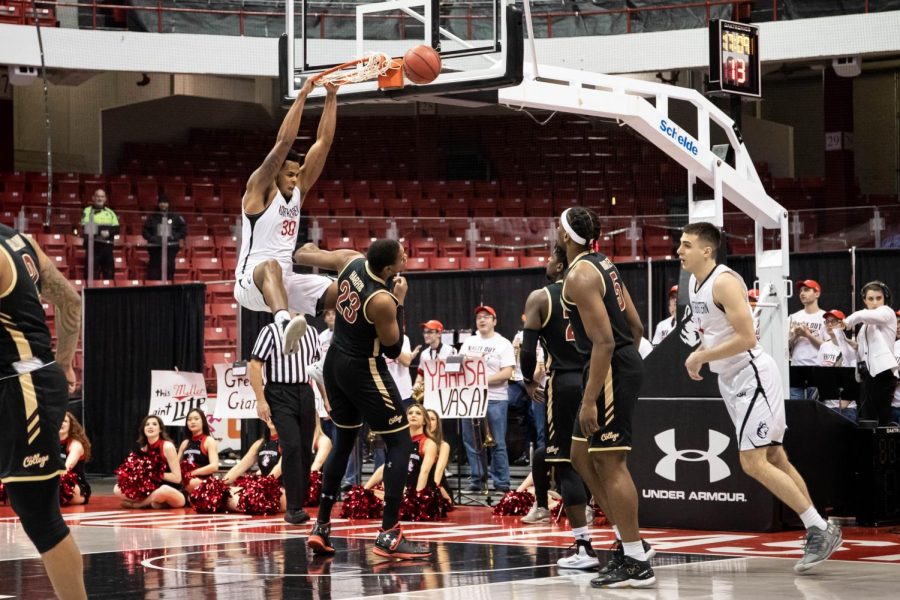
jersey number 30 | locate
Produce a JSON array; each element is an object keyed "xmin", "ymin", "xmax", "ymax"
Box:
[
  {"xmin": 337, "ymin": 279, "xmax": 361, "ymax": 324},
  {"xmin": 280, "ymin": 220, "xmax": 297, "ymax": 236}
]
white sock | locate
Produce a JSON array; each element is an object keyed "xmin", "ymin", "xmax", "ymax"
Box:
[
  {"xmin": 799, "ymin": 506, "xmax": 828, "ymax": 531},
  {"xmin": 274, "ymin": 310, "xmax": 291, "ymax": 326},
  {"xmin": 572, "ymin": 526, "xmax": 591, "ymax": 542},
  {"xmin": 612, "ymin": 525, "xmax": 621, "ymax": 541},
  {"xmin": 622, "ymin": 540, "xmax": 647, "ymax": 562}
]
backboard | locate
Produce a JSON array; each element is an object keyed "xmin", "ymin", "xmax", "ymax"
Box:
[{"xmin": 279, "ymin": 0, "xmax": 523, "ymax": 106}]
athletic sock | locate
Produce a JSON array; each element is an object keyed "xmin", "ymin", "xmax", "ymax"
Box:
[
  {"xmin": 612, "ymin": 525, "xmax": 622, "ymax": 541},
  {"xmin": 572, "ymin": 525, "xmax": 591, "ymax": 543},
  {"xmin": 622, "ymin": 540, "xmax": 648, "ymax": 562},
  {"xmin": 274, "ymin": 310, "xmax": 291, "ymax": 328},
  {"xmin": 799, "ymin": 506, "xmax": 828, "ymax": 531}
]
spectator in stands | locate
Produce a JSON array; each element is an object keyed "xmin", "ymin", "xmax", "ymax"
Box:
[
  {"xmin": 459, "ymin": 305, "xmax": 515, "ymax": 492},
  {"xmin": 651, "ymin": 285, "xmax": 678, "ymax": 345},
  {"xmin": 818, "ymin": 310, "xmax": 858, "ymax": 422},
  {"xmin": 893, "ymin": 311, "xmax": 900, "ymax": 424},
  {"xmin": 789, "ymin": 279, "xmax": 828, "ymax": 398},
  {"xmin": 142, "ymin": 194, "xmax": 186, "ymax": 281},
  {"xmin": 841, "ymin": 282, "xmax": 899, "ymax": 425},
  {"xmin": 80, "ymin": 188, "xmax": 119, "ymax": 279},
  {"xmin": 412, "ymin": 320, "xmax": 456, "ymax": 393}
]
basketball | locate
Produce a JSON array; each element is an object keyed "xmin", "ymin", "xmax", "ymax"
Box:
[{"xmin": 403, "ymin": 45, "xmax": 442, "ymax": 85}]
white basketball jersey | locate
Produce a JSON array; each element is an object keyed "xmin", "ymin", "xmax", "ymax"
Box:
[
  {"xmin": 236, "ymin": 187, "xmax": 302, "ymax": 278},
  {"xmin": 688, "ymin": 264, "xmax": 762, "ymax": 375}
]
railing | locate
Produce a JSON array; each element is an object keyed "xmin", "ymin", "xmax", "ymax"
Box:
[{"xmin": 2, "ymin": 0, "xmax": 883, "ymax": 38}]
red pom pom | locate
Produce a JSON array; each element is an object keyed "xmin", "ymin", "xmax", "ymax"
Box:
[
  {"xmin": 339, "ymin": 485, "xmax": 383, "ymax": 519},
  {"xmin": 190, "ymin": 476, "xmax": 230, "ymax": 513},
  {"xmin": 550, "ymin": 501, "xmax": 565, "ymax": 523},
  {"xmin": 179, "ymin": 460, "xmax": 195, "ymax": 488},
  {"xmin": 399, "ymin": 486, "xmax": 448, "ymax": 521},
  {"xmin": 491, "ymin": 490, "xmax": 535, "ymax": 516},
  {"xmin": 0, "ymin": 481, "xmax": 6, "ymax": 505},
  {"xmin": 59, "ymin": 470, "xmax": 79, "ymax": 505},
  {"xmin": 115, "ymin": 451, "xmax": 166, "ymax": 501},
  {"xmin": 589, "ymin": 500, "xmax": 607, "ymax": 525},
  {"xmin": 304, "ymin": 470, "xmax": 323, "ymax": 507},
  {"xmin": 236, "ymin": 475, "xmax": 283, "ymax": 515}
]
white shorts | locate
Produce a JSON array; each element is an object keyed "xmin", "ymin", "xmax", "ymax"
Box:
[
  {"xmin": 717, "ymin": 352, "xmax": 786, "ymax": 452},
  {"xmin": 233, "ymin": 270, "xmax": 333, "ymax": 317}
]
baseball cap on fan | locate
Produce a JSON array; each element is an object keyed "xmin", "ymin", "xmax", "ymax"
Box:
[
  {"xmin": 474, "ymin": 305, "xmax": 497, "ymax": 318},
  {"xmin": 668, "ymin": 285, "xmax": 678, "ymax": 296},
  {"xmin": 420, "ymin": 319, "xmax": 444, "ymax": 332},
  {"xmin": 797, "ymin": 279, "xmax": 821, "ymax": 293},
  {"xmin": 823, "ymin": 309, "xmax": 846, "ymax": 321}
]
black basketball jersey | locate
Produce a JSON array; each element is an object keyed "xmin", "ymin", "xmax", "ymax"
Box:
[
  {"xmin": 540, "ymin": 282, "xmax": 586, "ymax": 372},
  {"xmin": 331, "ymin": 257, "xmax": 398, "ymax": 358},
  {"xmin": 182, "ymin": 436, "xmax": 210, "ymax": 469},
  {"xmin": 0, "ymin": 224, "xmax": 53, "ymax": 377},
  {"xmin": 561, "ymin": 252, "xmax": 635, "ymax": 355},
  {"xmin": 257, "ymin": 438, "xmax": 281, "ymax": 477}
]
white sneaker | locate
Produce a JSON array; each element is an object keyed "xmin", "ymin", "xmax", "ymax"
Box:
[
  {"xmin": 585, "ymin": 505, "xmax": 594, "ymax": 523},
  {"xmin": 281, "ymin": 315, "xmax": 308, "ymax": 354},
  {"xmin": 557, "ymin": 540, "xmax": 600, "ymax": 570},
  {"xmin": 521, "ymin": 503, "xmax": 551, "ymax": 524}
]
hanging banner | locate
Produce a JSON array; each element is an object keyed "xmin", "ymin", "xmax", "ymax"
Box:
[
  {"xmin": 212, "ymin": 362, "xmax": 259, "ymax": 420},
  {"xmin": 148, "ymin": 370, "xmax": 209, "ymax": 426},
  {"xmin": 420, "ymin": 358, "xmax": 489, "ymax": 419},
  {"xmin": 204, "ymin": 397, "xmax": 242, "ymax": 453}
]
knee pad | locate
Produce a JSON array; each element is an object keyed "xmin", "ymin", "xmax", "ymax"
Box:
[
  {"xmin": 557, "ymin": 463, "xmax": 589, "ymax": 507},
  {"xmin": 6, "ymin": 477, "xmax": 70, "ymax": 553}
]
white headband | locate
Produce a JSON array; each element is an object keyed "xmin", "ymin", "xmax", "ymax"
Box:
[{"xmin": 561, "ymin": 208, "xmax": 587, "ymax": 245}]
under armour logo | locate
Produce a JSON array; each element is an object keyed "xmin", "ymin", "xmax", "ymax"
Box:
[{"xmin": 654, "ymin": 429, "xmax": 731, "ymax": 483}]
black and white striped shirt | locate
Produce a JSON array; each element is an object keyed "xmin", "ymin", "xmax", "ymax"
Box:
[{"xmin": 250, "ymin": 323, "xmax": 321, "ymax": 384}]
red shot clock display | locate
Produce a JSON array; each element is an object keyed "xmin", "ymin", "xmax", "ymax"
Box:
[{"xmin": 709, "ymin": 20, "xmax": 761, "ymax": 98}]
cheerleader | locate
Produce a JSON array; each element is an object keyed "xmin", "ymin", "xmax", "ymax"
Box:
[
  {"xmin": 114, "ymin": 415, "xmax": 186, "ymax": 509},
  {"xmin": 364, "ymin": 404, "xmax": 437, "ymax": 498},
  {"xmin": 58, "ymin": 412, "xmax": 92, "ymax": 505},
  {"xmin": 223, "ymin": 419, "xmax": 286, "ymax": 513},
  {"xmin": 310, "ymin": 417, "xmax": 333, "ymax": 472},
  {"xmin": 425, "ymin": 409, "xmax": 453, "ymax": 503},
  {"xmin": 176, "ymin": 408, "xmax": 220, "ymax": 492}
]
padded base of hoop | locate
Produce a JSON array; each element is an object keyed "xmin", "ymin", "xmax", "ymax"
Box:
[{"xmin": 378, "ymin": 61, "xmax": 404, "ymax": 90}]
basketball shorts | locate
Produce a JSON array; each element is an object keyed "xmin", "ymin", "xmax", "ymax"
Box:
[
  {"xmin": 323, "ymin": 350, "xmax": 408, "ymax": 435},
  {"xmin": 718, "ymin": 352, "xmax": 786, "ymax": 451},
  {"xmin": 544, "ymin": 370, "xmax": 583, "ymax": 462},
  {"xmin": 1, "ymin": 363, "xmax": 68, "ymax": 483},
  {"xmin": 234, "ymin": 268, "xmax": 333, "ymax": 317},
  {"xmin": 573, "ymin": 346, "xmax": 643, "ymax": 452}
]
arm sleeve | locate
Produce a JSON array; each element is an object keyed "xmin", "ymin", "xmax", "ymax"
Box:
[{"xmin": 520, "ymin": 329, "xmax": 540, "ymax": 383}]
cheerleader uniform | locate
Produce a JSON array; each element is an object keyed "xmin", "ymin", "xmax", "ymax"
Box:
[
  {"xmin": 182, "ymin": 434, "xmax": 211, "ymax": 480},
  {"xmin": 59, "ymin": 438, "xmax": 91, "ymax": 503},
  {"xmin": 145, "ymin": 439, "xmax": 189, "ymax": 503},
  {"xmin": 257, "ymin": 436, "xmax": 281, "ymax": 477}
]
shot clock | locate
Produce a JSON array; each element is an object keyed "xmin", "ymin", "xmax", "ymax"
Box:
[{"xmin": 709, "ymin": 19, "xmax": 761, "ymax": 98}]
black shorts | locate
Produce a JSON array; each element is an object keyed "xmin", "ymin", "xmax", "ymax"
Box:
[
  {"xmin": 323, "ymin": 350, "xmax": 408, "ymax": 435},
  {"xmin": 0, "ymin": 363, "xmax": 68, "ymax": 483},
  {"xmin": 572, "ymin": 346, "xmax": 642, "ymax": 452},
  {"xmin": 544, "ymin": 370, "xmax": 583, "ymax": 463}
]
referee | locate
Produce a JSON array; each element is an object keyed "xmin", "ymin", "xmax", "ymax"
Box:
[{"xmin": 250, "ymin": 317, "xmax": 323, "ymax": 525}]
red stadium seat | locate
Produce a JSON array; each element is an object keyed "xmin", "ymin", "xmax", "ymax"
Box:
[
  {"xmin": 430, "ymin": 256, "xmax": 461, "ymax": 270},
  {"xmin": 405, "ymin": 256, "xmax": 430, "ymax": 271},
  {"xmin": 460, "ymin": 256, "xmax": 490, "ymax": 270},
  {"xmin": 519, "ymin": 256, "xmax": 548, "ymax": 268},
  {"xmin": 490, "ymin": 255, "xmax": 520, "ymax": 270}
]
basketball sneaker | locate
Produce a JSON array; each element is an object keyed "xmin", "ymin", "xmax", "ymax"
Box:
[
  {"xmin": 556, "ymin": 540, "xmax": 600, "ymax": 570},
  {"xmin": 373, "ymin": 524, "xmax": 432, "ymax": 559},
  {"xmin": 599, "ymin": 539, "xmax": 656, "ymax": 575},
  {"xmin": 794, "ymin": 522, "xmax": 842, "ymax": 573},
  {"xmin": 280, "ymin": 314, "xmax": 308, "ymax": 355},
  {"xmin": 521, "ymin": 503, "xmax": 551, "ymax": 524},
  {"xmin": 307, "ymin": 521, "xmax": 335, "ymax": 555},
  {"xmin": 591, "ymin": 555, "xmax": 656, "ymax": 588}
]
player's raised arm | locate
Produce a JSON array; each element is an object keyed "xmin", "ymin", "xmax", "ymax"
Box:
[{"xmin": 299, "ymin": 84, "xmax": 339, "ymax": 195}]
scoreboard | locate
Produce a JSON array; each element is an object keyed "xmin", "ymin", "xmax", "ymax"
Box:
[{"xmin": 709, "ymin": 19, "xmax": 761, "ymax": 98}]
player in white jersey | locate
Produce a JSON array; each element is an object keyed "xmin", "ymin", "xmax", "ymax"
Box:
[
  {"xmin": 233, "ymin": 77, "xmax": 339, "ymax": 354},
  {"xmin": 677, "ymin": 222, "xmax": 841, "ymax": 574}
]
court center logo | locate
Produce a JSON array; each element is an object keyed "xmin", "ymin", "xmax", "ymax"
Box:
[{"xmin": 654, "ymin": 429, "xmax": 731, "ymax": 483}]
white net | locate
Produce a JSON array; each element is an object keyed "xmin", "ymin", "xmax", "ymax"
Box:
[{"xmin": 314, "ymin": 52, "xmax": 398, "ymax": 86}]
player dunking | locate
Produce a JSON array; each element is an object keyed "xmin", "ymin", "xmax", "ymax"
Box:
[
  {"xmin": 678, "ymin": 222, "xmax": 841, "ymax": 573},
  {"xmin": 234, "ymin": 78, "xmax": 339, "ymax": 353},
  {"xmin": 294, "ymin": 240, "xmax": 430, "ymax": 559},
  {"xmin": 0, "ymin": 224, "xmax": 87, "ymax": 600},
  {"xmin": 521, "ymin": 246, "xmax": 654, "ymax": 573},
  {"xmin": 557, "ymin": 207, "xmax": 655, "ymax": 589}
]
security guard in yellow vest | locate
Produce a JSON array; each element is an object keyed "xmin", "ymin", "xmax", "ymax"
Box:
[{"xmin": 80, "ymin": 188, "xmax": 119, "ymax": 279}]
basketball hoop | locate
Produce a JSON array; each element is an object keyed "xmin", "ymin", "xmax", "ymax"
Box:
[{"xmin": 313, "ymin": 52, "xmax": 404, "ymax": 90}]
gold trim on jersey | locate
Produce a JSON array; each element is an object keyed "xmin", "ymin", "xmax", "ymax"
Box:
[
  {"xmin": 603, "ymin": 369, "xmax": 614, "ymax": 426},
  {"xmin": 588, "ymin": 446, "xmax": 631, "ymax": 453},
  {"xmin": 332, "ymin": 420, "xmax": 363, "ymax": 429},
  {"xmin": 571, "ymin": 435, "xmax": 589, "ymax": 442},
  {"xmin": 364, "ymin": 261, "xmax": 386, "ymax": 285},
  {"xmin": 0, "ymin": 244, "xmax": 19, "ymax": 299},
  {"xmin": 578, "ymin": 256, "xmax": 607, "ymax": 298},
  {"xmin": 20, "ymin": 372, "xmax": 40, "ymax": 444},
  {"xmin": 546, "ymin": 371, "xmax": 556, "ymax": 441},
  {"xmin": 337, "ymin": 257, "xmax": 362, "ymax": 279},
  {"xmin": 371, "ymin": 423, "xmax": 410, "ymax": 435},
  {"xmin": 1, "ymin": 469, "xmax": 66, "ymax": 484},
  {"xmin": 368, "ymin": 357, "xmax": 397, "ymax": 411},
  {"xmin": 1, "ymin": 316, "xmax": 35, "ymax": 362},
  {"xmin": 541, "ymin": 288, "xmax": 553, "ymax": 329},
  {"xmin": 362, "ymin": 289, "xmax": 398, "ymax": 325}
]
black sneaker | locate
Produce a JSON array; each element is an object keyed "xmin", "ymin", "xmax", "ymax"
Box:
[
  {"xmin": 591, "ymin": 555, "xmax": 656, "ymax": 588},
  {"xmin": 605, "ymin": 539, "xmax": 657, "ymax": 571},
  {"xmin": 285, "ymin": 508, "xmax": 310, "ymax": 525},
  {"xmin": 373, "ymin": 524, "xmax": 432, "ymax": 559},
  {"xmin": 307, "ymin": 521, "xmax": 336, "ymax": 555}
]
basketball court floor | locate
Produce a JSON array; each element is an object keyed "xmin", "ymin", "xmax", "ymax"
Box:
[{"xmin": 1, "ymin": 480, "xmax": 897, "ymax": 599}]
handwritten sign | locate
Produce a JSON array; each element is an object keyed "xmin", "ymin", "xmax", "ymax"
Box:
[
  {"xmin": 148, "ymin": 370, "xmax": 209, "ymax": 426},
  {"xmin": 421, "ymin": 358, "xmax": 489, "ymax": 419},
  {"xmin": 212, "ymin": 363, "xmax": 258, "ymax": 419}
]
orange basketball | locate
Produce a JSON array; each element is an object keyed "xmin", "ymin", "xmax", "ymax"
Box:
[{"xmin": 403, "ymin": 45, "xmax": 442, "ymax": 85}]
